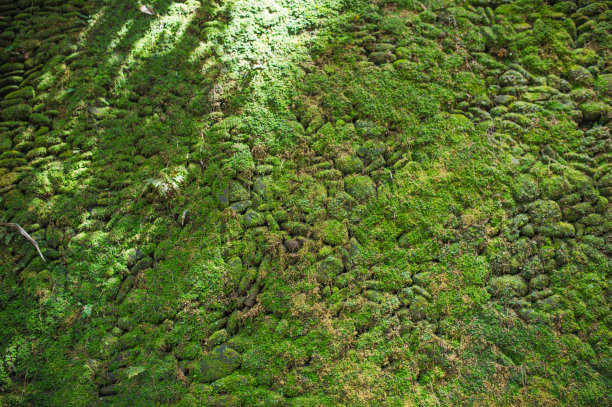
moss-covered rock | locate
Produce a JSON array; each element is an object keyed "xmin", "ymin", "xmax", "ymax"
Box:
[
  {"xmin": 116, "ymin": 276, "xmax": 135, "ymax": 304},
  {"xmin": 540, "ymin": 176, "xmax": 569, "ymax": 200},
  {"xmin": 499, "ymin": 70, "xmax": 527, "ymax": 87},
  {"xmin": 48, "ymin": 142, "xmax": 69, "ymax": 155},
  {"xmin": 198, "ymin": 345, "xmax": 242, "ymax": 383},
  {"xmin": 230, "ymin": 200, "xmax": 252, "ymax": 213},
  {"xmin": 579, "ymin": 102, "xmax": 609, "ymax": 123},
  {"xmin": 0, "ymin": 62, "xmax": 24, "ymax": 73},
  {"xmin": 563, "ymin": 202, "xmax": 591, "ymax": 222},
  {"xmin": 367, "ymin": 43, "xmax": 396, "ymax": 53},
  {"xmin": 117, "ymin": 317, "xmax": 134, "ymax": 331},
  {"xmin": 567, "ymin": 65, "xmax": 594, "ymax": 86},
  {"xmin": 581, "ymin": 2, "xmax": 608, "ymax": 17},
  {"xmin": 540, "ymin": 222, "xmax": 575, "ymax": 238},
  {"xmin": 369, "ymin": 52, "xmax": 396, "ymax": 64},
  {"xmin": 317, "ymin": 255, "xmax": 344, "ymax": 284},
  {"xmin": 1, "ymin": 104, "xmax": 32, "ymax": 121},
  {"xmin": 512, "ymin": 174, "xmax": 539, "ymax": 203},
  {"xmin": 0, "ymin": 76, "xmax": 23, "ymax": 88},
  {"xmin": 488, "ymin": 275, "xmax": 528, "ymax": 299},
  {"xmin": 528, "ymin": 200, "xmax": 561, "ymax": 225},
  {"xmin": 282, "ymin": 221, "xmax": 310, "ymax": 236},
  {"xmin": 175, "ymin": 342, "xmax": 202, "ymax": 361},
  {"xmin": 356, "ymin": 140, "xmax": 385, "ymax": 161},
  {"xmin": 29, "ymin": 113, "xmax": 52, "ymax": 127},
  {"xmin": 220, "ymin": 181, "xmax": 250, "ymax": 205},
  {"xmin": 344, "ymin": 175, "xmax": 375, "ymax": 202},
  {"xmin": 538, "ymin": 294, "xmax": 563, "ymax": 310},
  {"xmin": 547, "ymin": 74, "xmax": 571, "ymax": 92},
  {"xmin": 5, "ymin": 86, "xmax": 34, "ymax": 100},
  {"xmin": 581, "ymin": 213, "xmax": 603, "ymax": 226},
  {"xmin": 209, "ymin": 329, "xmax": 229, "ymax": 347},
  {"xmin": 25, "ymin": 146, "xmax": 47, "ymax": 160},
  {"xmin": 0, "ymin": 171, "xmax": 18, "ymax": 188},
  {"xmin": 530, "ymin": 274, "xmax": 550, "ymax": 291},
  {"xmin": 0, "ymin": 85, "xmax": 19, "ymax": 97},
  {"xmin": 336, "ymin": 154, "xmax": 363, "ymax": 175},
  {"xmin": 493, "ymin": 95, "xmax": 516, "ymax": 106},
  {"xmin": 321, "ymin": 220, "xmax": 348, "ymax": 246},
  {"xmin": 409, "ymin": 295, "xmax": 429, "ymax": 321},
  {"xmin": 244, "ymin": 210, "xmax": 264, "ymax": 227},
  {"xmin": 396, "ymin": 46, "xmax": 410, "ymax": 59}
]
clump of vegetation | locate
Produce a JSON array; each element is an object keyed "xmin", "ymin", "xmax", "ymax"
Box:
[
  {"xmin": 0, "ymin": 0, "xmax": 610, "ymax": 405},
  {"xmin": 143, "ymin": 166, "xmax": 188, "ymax": 198}
]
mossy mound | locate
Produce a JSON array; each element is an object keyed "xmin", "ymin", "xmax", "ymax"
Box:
[{"xmin": 0, "ymin": 0, "xmax": 610, "ymax": 405}]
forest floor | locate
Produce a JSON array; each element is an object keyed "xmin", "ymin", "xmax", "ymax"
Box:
[{"xmin": 0, "ymin": 0, "xmax": 610, "ymax": 405}]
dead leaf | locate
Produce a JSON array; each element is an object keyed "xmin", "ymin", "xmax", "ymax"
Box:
[{"xmin": 139, "ymin": 4, "xmax": 155, "ymax": 15}]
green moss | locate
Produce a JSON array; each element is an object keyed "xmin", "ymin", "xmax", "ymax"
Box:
[
  {"xmin": 0, "ymin": 62, "xmax": 24, "ymax": 73},
  {"xmin": 321, "ymin": 220, "xmax": 348, "ymax": 246},
  {"xmin": 540, "ymin": 176, "xmax": 569, "ymax": 200},
  {"xmin": 29, "ymin": 113, "xmax": 52, "ymax": 127},
  {"xmin": 1, "ymin": 104, "xmax": 32, "ymax": 121},
  {"xmin": 488, "ymin": 275, "xmax": 528, "ymax": 299},
  {"xmin": 0, "ymin": 85, "xmax": 19, "ymax": 97},
  {"xmin": 335, "ymin": 154, "xmax": 363, "ymax": 175},
  {"xmin": 0, "ymin": 171, "xmax": 18, "ymax": 188},
  {"xmin": 567, "ymin": 65, "xmax": 594, "ymax": 86},
  {"xmin": 5, "ymin": 86, "xmax": 35, "ymax": 100},
  {"xmin": 541, "ymin": 221, "xmax": 575, "ymax": 238},
  {"xmin": 344, "ymin": 175, "xmax": 375, "ymax": 202},
  {"xmin": 198, "ymin": 346, "xmax": 242, "ymax": 383},
  {"xmin": 512, "ymin": 174, "xmax": 539, "ymax": 203},
  {"xmin": 25, "ymin": 146, "xmax": 47, "ymax": 160},
  {"xmin": 220, "ymin": 181, "xmax": 250, "ymax": 206},
  {"xmin": 0, "ymin": 0, "xmax": 610, "ymax": 404},
  {"xmin": 243, "ymin": 210, "xmax": 264, "ymax": 228},
  {"xmin": 209, "ymin": 329, "xmax": 230, "ymax": 347},
  {"xmin": 528, "ymin": 200, "xmax": 561, "ymax": 225},
  {"xmin": 317, "ymin": 255, "xmax": 344, "ymax": 284},
  {"xmin": 579, "ymin": 102, "xmax": 609, "ymax": 123}
]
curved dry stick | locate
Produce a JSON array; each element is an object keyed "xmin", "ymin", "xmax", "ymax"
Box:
[{"xmin": 0, "ymin": 222, "xmax": 46, "ymax": 262}]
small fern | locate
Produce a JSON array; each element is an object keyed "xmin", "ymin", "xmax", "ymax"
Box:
[{"xmin": 143, "ymin": 166, "xmax": 188, "ymax": 198}]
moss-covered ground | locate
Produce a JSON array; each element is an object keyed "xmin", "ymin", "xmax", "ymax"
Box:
[{"xmin": 0, "ymin": 0, "xmax": 610, "ymax": 405}]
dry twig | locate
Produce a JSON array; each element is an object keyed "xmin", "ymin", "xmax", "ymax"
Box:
[{"xmin": 0, "ymin": 222, "xmax": 46, "ymax": 262}]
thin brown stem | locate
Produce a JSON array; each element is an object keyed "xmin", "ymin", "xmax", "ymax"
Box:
[{"xmin": 0, "ymin": 222, "xmax": 46, "ymax": 262}]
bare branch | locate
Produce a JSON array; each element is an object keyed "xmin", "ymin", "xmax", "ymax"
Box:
[{"xmin": 0, "ymin": 222, "xmax": 46, "ymax": 262}]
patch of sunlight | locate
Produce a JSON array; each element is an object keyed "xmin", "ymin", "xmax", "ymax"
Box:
[
  {"xmin": 197, "ymin": 0, "xmax": 343, "ymax": 105},
  {"xmin": 113, "ymin": 0, "xmax": 199, "ymax": 91},
  {"xmin": 70, "ymin": 166, "xmax": 90, "ymax": 179},
  {"xmin": 36, "ymin": 71, "xmax": 55, "ymax": 91},
  {"xmin": 107, "ymin": 19, "xmax": 134, "ymax": 52},
  {"xmin": 189, "ymin": 41, "xmax": 214, "ymax": 63},
  {"xmin": 106, "ymin": 53, "xmax": 122, "ymax": 67},
  {"xmin": 77, "ymin": 6, "xmax": 109, "ymax": 47},
  {"xmin": 53, "ymin": 87, "xmax": 74, "ymax": 103}
]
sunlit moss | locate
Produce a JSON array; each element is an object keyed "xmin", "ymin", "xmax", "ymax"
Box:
[{"xmin": 0, "ymin": 0, "xmax": 610, "ymax": 405}]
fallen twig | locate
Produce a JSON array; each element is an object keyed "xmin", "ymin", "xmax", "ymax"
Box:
[{"xmin": 0, "ymin": 222, "xmax": 46, "ymax": 262}]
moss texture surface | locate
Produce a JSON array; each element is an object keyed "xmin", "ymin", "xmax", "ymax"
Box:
[{"xmin": 0, "ymin": 0, "xmax": 610, "ymax": 405}]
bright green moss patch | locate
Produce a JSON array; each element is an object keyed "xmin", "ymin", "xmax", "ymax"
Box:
[
  {"xmin": 0, "ymin": 0, "xmax": 610, "ymax": 405},
  {"xmin": 321, "ymin": 219, "xmax": 348, "ymax": 246}
]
